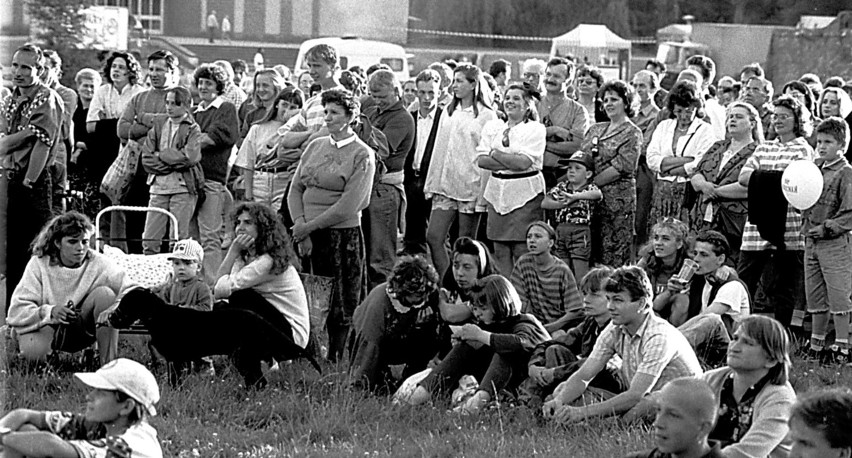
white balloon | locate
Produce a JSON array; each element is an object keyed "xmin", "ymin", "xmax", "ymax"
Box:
[{"xmin": 781, "ymin": 160, "xmax": 823, "ymax": 210}]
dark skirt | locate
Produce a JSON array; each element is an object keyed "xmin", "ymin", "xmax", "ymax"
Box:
[{"xmin": 486, "ymin": 193, "xmax": 545, "ymax": 242}]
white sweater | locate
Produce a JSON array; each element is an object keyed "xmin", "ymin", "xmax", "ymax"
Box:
[{"xmin": 8, "ymin": 251, "xmax": 128, "ymax": 335}]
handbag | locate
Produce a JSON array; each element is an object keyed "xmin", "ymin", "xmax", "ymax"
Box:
[{"xmin": 100, "ymin": 139, "xmax": 142, "ymax": 203}]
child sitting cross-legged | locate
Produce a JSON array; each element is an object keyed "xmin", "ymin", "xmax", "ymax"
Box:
[
  {"xmin": 0, "ymin": 358, "xmax": 162, "ymax": 458},
  {"xmin": 518, "ymin": 266, "xmax": 626, "ymax": 410}
]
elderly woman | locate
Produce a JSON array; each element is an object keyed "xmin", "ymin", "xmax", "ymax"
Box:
[
  {"xmin": 68, "ymin": 68, "xmax": 104, "ymax": 219},
  {"xmin": 646, "ymin": 80, "xmax": 718, "ymax": 229},
  {"xmin": 817, "ymin": 87, "xmax": 852, "ymax": 160},
  {"xmin": 476, "ymin": 83, "xmax": 546, "ymax": 275},
  {"xmin": 288, "ymin": 88, "xmax": 377, "ymax": 361},
  {"xmin": 7, "ymin": 212, "xmax": 126, "ymax": 366},
  {"xmin": 575, "ymin": 65, "xmax": 607, "ymax": 125},
  {"xmin": 689, "ymin": 101, "xmax": 763, "ymax": 263},
  {"xmin": 349, "ymin": 255, "xmax": 442, "ymax": 392},
  {"xmin": 581, "ymin": 80, "xmax": 643, "ymax": 267}
]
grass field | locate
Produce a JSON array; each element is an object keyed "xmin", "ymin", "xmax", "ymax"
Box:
[{"xmin": 3, "ymin": 331, "xmax": 852, "ymax": 458}]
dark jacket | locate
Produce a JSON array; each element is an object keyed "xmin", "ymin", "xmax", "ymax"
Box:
[{"xmin": 747, "ymin": 170, "xmax": 786, "ymax": 249}]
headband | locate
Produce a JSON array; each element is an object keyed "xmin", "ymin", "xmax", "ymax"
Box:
[{"xmin": 473, "ymin": 240, "xmax": 488, "ymax": 275}]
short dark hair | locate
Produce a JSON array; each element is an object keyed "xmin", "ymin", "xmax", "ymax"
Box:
[
  {"xmin": 576, "ymin": 65, "xmax": 604, "ymax": 88},
  {"xmin": 547, "ymin": 56, "xmax": 574, "ymax": 80},
  {"xmin": 816, "ymin": 117, "xmax": 851, "ymax": 149},
  {"xmin": 231, "ymin": 59, "xmax": 248, "ymax": 73},
  {"xmin": 470, "ymin": 275, "xmax": 522, "ymax": 322},
  {"xmin": 825, "ymin": 76, "xmax": 845, "ymax": 89},
  {"xmin": 165, "ymin": 86, "xmax": 192, "ymax": 108},
  {"xmin": 686, "ymin": 55, "xmax": 716, "ymax": 84},
  {"xmin": 782, "ymin": 80, "xmax": 815, "ymax": 114},
  {"xmin": 415, "ymin": 68, "xmax": 441, "ymax": 85},
  {"xmin": 15, "ymin": 43, "xmax": 44, "ymax": 69},
  {"xmin": 740, "ymin": 62, "xmax": 764, "ymax": 79},
  {"xmin": 667, "ymin": 80, "xmax": 704, "ymax": 115},
  {"xmin": 321, "ymin": 88, "xmax": 360, "ymax": 117},
  {"xmin": 695, "ymin": 230, "xmax": 730, "ymax": 257},
  {"xmin": 103, "ymin": 51, "xmax": 141, "ymax": 85},
  {"xmin": 193, "ymin": 63, "xmax": 229, "ymax": 95},
  {"xmin": 488, "ymin": 59, "xmax": 510, "ymax": 78},
  {"xmin": 604, "ymin": 265, "xmax": 653, "ymax": 306},
  {"xmin": 366, "ymin": 63, "xmax": 391, "ymax": 77},
  {"xmin": 599, "ymin": 79, "xmax": 636, "ymax": 117},
  {"xmin": 789, "ymin": 388, "xmax": 852, "ymax": 450},
  {"xmin": 305, "ymin": 44, "xmax": 339, "ymax": 67},
  {"xmin": 645, "ymin": 59, "xmax": 666, "ymax": 73},
  {"xmin": 147, "ymin": 50, "xmax": 178, "ymax": 70}
]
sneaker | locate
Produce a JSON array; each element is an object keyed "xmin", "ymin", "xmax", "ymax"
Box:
[
  {"xmin": 803, "ymin": 347, "xmax": 824, "ymax": 362},
  {"xmin": 832, "ymin": 348, "xmax": 850, "ymax": 366}
]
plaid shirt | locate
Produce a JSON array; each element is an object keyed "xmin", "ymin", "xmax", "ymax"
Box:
[
  {"xmin": 586, "ymin": 311, "xmax": 702, "ymax": 392},
  {"xmin": 740, "ymin": 137, "xmax": 814, "ymax": 251}
]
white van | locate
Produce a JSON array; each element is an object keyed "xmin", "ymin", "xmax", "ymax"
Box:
[{"xmin": 294, "ymin": 36, "xmax": 410, "ymax": 81}]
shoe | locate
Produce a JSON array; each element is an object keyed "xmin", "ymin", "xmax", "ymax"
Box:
[{"xmin": 803, "ymin": 347, "xmax": 823, "ymax": 362}]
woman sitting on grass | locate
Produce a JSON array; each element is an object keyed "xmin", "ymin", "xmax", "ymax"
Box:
[
  {"xmin": 406, "ymin": 275, "xmax": 550, "ymax": 414},
  {"xmin": 349, "ymin": 255, "xmax": 441, "ymax": 392},
  {"xmin": 637, "ymin": 217, "xmax": 692, "ymax": 326},
  {"xmin": 7, "ymin": 212, "xmax": 127, "ymax": 367},
  {"xmin": 436, "ymin": 237, "xmax": 500, "ymax": 324}
]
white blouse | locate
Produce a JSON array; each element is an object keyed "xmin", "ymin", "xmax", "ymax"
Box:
[
  {"xmin": 424, "ymin": 103, "xmax": 498, "ymax": 202},
  {"xmin": 646, "ymin": 118, "xmax": 717, "ymax": 183},
  {"xmin": 235, "ymin": 120, "xmax": 284, "ymax": 170},
  {"xmin": 476, "ymin": 119, "xmax": 546, "ymax": 214},
  {"xmin": 86, "ymin": 83, "xmax": 145, "ymax": 122}
]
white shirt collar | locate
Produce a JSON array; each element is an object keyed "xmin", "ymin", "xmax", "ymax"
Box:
[
  {"xmin": 196, "ymin": 96, "xmax": 224, "ymax": 113},
  {"xmin": 329, "ymin": 134, "xmax": 357, "ymax": 149}
]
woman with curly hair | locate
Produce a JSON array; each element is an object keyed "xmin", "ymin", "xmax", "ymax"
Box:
[
  {"xmin": 8, "ymin": 212, "xmax": 127, "ymax": 365},
  {"xmin": 349, "ymin": 255, "xmax": 442, "ymax": 392},
  {"xmin": 738, "ymin": 94, "xmax": 814, "ymax": 329},
  {"xmin": 288, "ymin": 88, "xmax": 377, "ymax": 361},
  {"xmin": 581, "ymin": 79, "xmax": 643, "ymax": 267},
  {"xmin": 646, "ymin": 80, "xmax": 718, "ymax": 228}
]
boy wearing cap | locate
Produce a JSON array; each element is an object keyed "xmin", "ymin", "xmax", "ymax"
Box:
[
  {"xmin": 151, "ymin": 238, "xmax": 214, "ymax": 375},
  {"xmin": 0, "ymin": 358, "xmax": 163, "ymax": 458},
  {"xmin": 542, "ymin": 151, "xmax": 602, "ymax": 281}
]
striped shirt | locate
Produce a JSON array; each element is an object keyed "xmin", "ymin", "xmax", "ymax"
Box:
[
  {"xmin": 510, "ymin": 253, "xmax": 583, "ymax": 326},
  {"xmin": 586, "ymin": 311, "xmax": 702, "ymax": 392},
  {"xmin": 740, "ymin": 137, "xmax": 814, "ymax": 251}
]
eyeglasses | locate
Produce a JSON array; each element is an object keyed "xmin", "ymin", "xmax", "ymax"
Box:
[
  {"xmin": 502, "ymin": 128, "xmax": 510, "ymax": 147},
  {"xmin": 771, "ymin": 114, "xmax": 793, "ymax": 121},
  {"xmin": 577, "ymin": 78, "xmax": 597, "ymax": 86}
]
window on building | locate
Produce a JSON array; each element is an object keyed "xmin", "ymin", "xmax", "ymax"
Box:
[{"xmin": 95, "ymin": 0, "xmax": 163, "ymax": 34}]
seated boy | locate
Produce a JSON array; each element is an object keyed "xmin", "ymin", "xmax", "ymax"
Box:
[
  {"xmin": 626, "ymin": 377, "xmax": 723, "ymax": 458},
  {"xmin": 788, "ymin": 388, "xmax": 852, "ymax": 458},
  {"xmin": 0, "ymin": 358, "xmax": 162, "ymax": 458},
  {"xmin": 542, "ymin": 266, "xmax": 702, "ymax": 424},
  {"xmin": 519, "ymin": 267, "xmax": 625, "ymax": 409}
]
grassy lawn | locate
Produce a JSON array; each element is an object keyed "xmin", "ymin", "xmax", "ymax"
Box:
[{"xmin": 3, "ymin": 332, "xmax": 852, "ymax": 458}]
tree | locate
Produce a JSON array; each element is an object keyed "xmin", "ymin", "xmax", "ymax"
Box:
[{"xmin": 25, "ymin": 0, "xmax": 90, "ymax": 49}]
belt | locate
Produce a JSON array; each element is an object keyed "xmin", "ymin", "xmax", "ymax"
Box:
[
  {"xmin": 255, "ymin": 166, "xmax": 288, "ymax": 174},
  {"xmin": 492, "ymin": 170, "xmax": 540, "ymax": 180}
]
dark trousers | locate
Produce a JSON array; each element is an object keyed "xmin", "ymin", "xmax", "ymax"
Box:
[
  {"xmin": 738, "ymin": 249, "xmax": 805, "ymax": 328},
  {"xmin": 5, "ymin": 171, "xmax": 53, "ymax": 306},
  {"xmin": 402, "ymin": 180, "xmax": 430, "ymax": 255},
  {"xmin": 422, "ymin": 342, "xmax": 528, "ymax": 397}
]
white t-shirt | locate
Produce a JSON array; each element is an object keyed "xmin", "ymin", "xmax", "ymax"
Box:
[
  {"xmin": 45, "ymin": 411, "xmax": 163, "ymax": 458},
  {"xmin": 701, "ymin": 280, "xmax": 750, "ymax": 324}
]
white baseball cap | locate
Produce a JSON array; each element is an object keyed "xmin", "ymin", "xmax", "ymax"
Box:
[
  {"xmin": 75, "ymin": 358, "xmax": 160, "ymax": 416},
  {"xmin": 168, "ymin": 239, "xmax": 204, "ymax": 263}
]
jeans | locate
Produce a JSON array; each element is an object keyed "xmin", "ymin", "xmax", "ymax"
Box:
[
  {"xmin": 678, "ymin": 313, "xmax": 731, "ymax": 368},
  {"xmin": 738, "ymin": 249, "xmax": 805, "ymax": 328},
  {"xmin": 191, "ymin": 180, "xmax": 225, "ymax": 286},
  {"xmin": 142, "ymin": 192, "xmax": 198, "ymax": 255},
  {"xmin": 421, "ymin": 342, "xmax": 528, "ymax": 397},
  {"xmin": 805, "ymin": 234, "xmax": 852, "ymax": 314},
  {"xmin": 363, "ymin": 183, "xmax": 401, "ymax": 289},
  {"xmin": 5, "ymin": 171, "xmax": 53, "ymax": 306}
]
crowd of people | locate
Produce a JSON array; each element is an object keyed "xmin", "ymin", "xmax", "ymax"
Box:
[{"xmin": 2, "ymin": 39, "xmax": 852, "ymax": 457}]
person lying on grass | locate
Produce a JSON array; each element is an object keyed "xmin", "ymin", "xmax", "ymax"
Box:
[
  {"xmin": 406, "ymin": 274, "xmax": 550, "ymax": 414},
  {"xmin": 787, "ymin": 388, "xmax": 852, "ymax": 458},
  {"xmin": 0, "ymin": 358, "xmax": 162, "ymax": 458},
  {"xmin": 518, "ymin": 266, "xmax": 627, "ymax": 410},
  {"xmin": 349, "ymin": 255, "xmax": 442, "ymax": 392},
  {"xmin": 626, "ymin": 377, "xmax": 724, "ymax": 458},
  {"xmin": 542, "ymin": 266, "xmax": 702, "ymax": 423}
]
